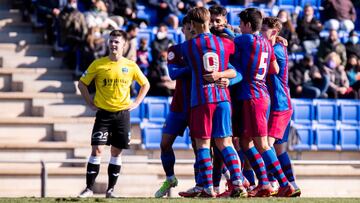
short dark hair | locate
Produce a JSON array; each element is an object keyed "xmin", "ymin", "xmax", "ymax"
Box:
[
  {"xmin": 239, "ymin": 8, "xmax": 263, "ymax": 32},
  {"xmin": 182, "ymin": 15, "xmax": 191, "ymax": 25},
  {"xmin": 187, "ymin": 7, "xmax": 210, "ymax": 24},
  {"xmin": 109, "ymin": 30, "xmax": 127, "ymax": 40},
  {"xmin": 126, "ymin": 23, "xmax": 138, "ymax": 32},
  {"xmin": 262, "ymin": 17, "xmax": 282, "ymax": 31},
  {"xmin": 209, "ymin": 5, "xmax": 227, "ymax": 17}
]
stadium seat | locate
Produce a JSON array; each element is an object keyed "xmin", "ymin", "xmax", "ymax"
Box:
[
  {"xmin": 226, "ymin": 6, "xmax": 244, "ymax": 26},
  {"xmin": 291, "ymin": 99, "xmax": 314, "ymax": 124},
  {"xmin": 300, "ymin": 0, "xmax": 320, "ymax": 7},
  {"xmin": 315, "ymin": 124, "xmax": 338, "ymax": 150},
  {"xmin": 137, "ymin": 29, "xmax": 154, "ymax": 48},
  {"xmin": 276, "ymin": 0, "xmax": 297, "ymax": 7},
  {"xmin": 167, "ymin": 29, "xmax": 179, "ymax": 44},
  {"xmin": 141, "ymin": 122, "xmax": 163, "ymax": 149},
  {"xmin": 338, "ymin": 99, "xmax": 360, "ymax": 125},
  {"xmin": 339, "ymin": 124, "xmax": 360, "ymax": 150},
  {"xmin": 314, "ymin": 99, "xmax": 338, "ymax": 124},
  {"xmin": 292, "ymin": 123, "xmax": 314, "ymax": 150},
  {"xmin": 141, "ymin": 122, "xmax": 191, "ymax": 149},
  {"xmin": 143, "ymin": 97, "xmax": 169, "ymax": 122},
  {"xmin": 130, "ymin": 99, "xmax": 144, "ymax": 124}
]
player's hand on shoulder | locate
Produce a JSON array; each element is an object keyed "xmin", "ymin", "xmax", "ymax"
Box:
[{"xmin": 276, "ymin": 36, "xmax": 288, "ymax": 46}]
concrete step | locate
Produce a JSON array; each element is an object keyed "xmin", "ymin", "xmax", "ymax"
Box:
[
  {"xmin": 0, "ymin": 43, "xmax": 53, "ymax": 57},
  {"xmin": 0, "ymin": 55, "xmax": 62, "ymax": 68},
  {"xmin": 0, "ymin": 24, "xmax": 32, "ymax": 32},
  {"xmin": 13, "ymin": 80, "xmax": 77, "ymax": 93},
  {"xmin": 0, "ymin": 72, "xmax": 11, "ymax": 91},
  {"xmin": 0, "ymin": 142, "xmax": 86, "ymax": 161},
  {"xmin": 0, "ymin": 32, "xmax": 43, "ymax": 44},
  {"xmin": 0, "ymin": 98, "xmax": 32, "ymax": 117},
  {"xmin": 0, "ymin": 67, "xmax": 74, "ymax": 81},
  {"xmin": 0, "ymin": 10, "xmax": 22, "ymax": 23}
]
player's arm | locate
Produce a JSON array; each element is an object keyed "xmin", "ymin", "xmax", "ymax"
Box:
[
  {"xmin": 167, "ymin": 45, "xmax": 190, "ymax": 80},
  {"xmin": 268, "ymin": 46, "xmax": 280, "ymax": 74},
  {"xmin": 78, "ymin": 81, "xmax": 98, "ymax": 111},
  {"xmin": 127, "ymin": 65, "xmax": 150, "ymax": 111},
  {"xmin": 203, "ymin": 68, "xmax": 236, "ymax": 82},
  {"xmin": 216, "ymin": 70, "xmax": 243, "ymax": 88}
]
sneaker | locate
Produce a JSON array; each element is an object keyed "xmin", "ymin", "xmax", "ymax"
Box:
[
  {"xmin": 218, "ymin": 183, "xmax": 247, "ymax": 198},
  {"xmin": 198, "ymin": 188, "xmax": 216, "ymax": 198},
  {"xmin": 248, "ymin": 185, "xmax": 274, "ymax": 197},
  {"xmin": 178, "ymin": 186, "xmax": 203, "ymax": 197},
  {"xmin": 242, "ymin": 178, "xmax": 250, "ymax": 189},
  {"xmin": 276, "ymin": 184, "xmax": 295, "ymax": 197},
  {"xmin": 290, "ymin": 188, "xmax": 301, "ymax": 197},
  {"xmin": 105, "ymin": 188, "xmax": 118, "ymax": 198},
  {"xmin": 78, "ymin": 188, "xmax": 93, "ymax": 198},
  {"xmin": 154, "ymin": 177, "xmax": 178, "ymax": 198}
]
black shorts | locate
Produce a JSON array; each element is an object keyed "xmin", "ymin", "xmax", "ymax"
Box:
[{"xmin": 91, "ymin": 109, "xmax": 131, "ymax": 149}]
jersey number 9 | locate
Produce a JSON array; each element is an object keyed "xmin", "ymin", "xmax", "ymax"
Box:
[{"xmin": 203, "ymin": 52, "xmax": 219, "ymax": 72}]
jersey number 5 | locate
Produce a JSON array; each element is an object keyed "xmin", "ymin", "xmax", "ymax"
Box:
[
  {"xmin": 255, "ymin": 52, "xmax": 268, "ymax": 80},
  {"xmin": 203, "ymin": 52, "xmax": 219, "ymax": 72}
]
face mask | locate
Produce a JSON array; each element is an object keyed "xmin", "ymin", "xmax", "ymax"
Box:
[
  {"xmin": 280, "ymin": 17, "xmax": 287, "ymax": 23},
  {"xmin": 94, "ymin": 31, "xmax": 101, "ymax": 38},
  {"xmin": 327, "ymin": 60, "xmax": 337, "ymax": 69},
  {"xmin": 70, "ymin": 3, "xmax": 77, "ymax": 9},
  {"xmin": 157, "ymin": 32, "xmax": 167, "ymax": 40},
  {"xmin": 349, "ymin": 36, "xmax": 359, "ymax": 44}
]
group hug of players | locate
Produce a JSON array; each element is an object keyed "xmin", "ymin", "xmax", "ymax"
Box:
[{"xmin": 154, "ymin": 5, "xmax": 301, "ymax": 198}]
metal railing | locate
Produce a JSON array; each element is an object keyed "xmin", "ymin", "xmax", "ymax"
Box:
[{"xmin": 1, "ymin": 158, "xmax": 360, "ymax": 197}]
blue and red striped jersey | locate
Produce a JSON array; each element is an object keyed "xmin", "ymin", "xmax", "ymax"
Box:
[
  {"xmin": 231, "ymin": 34, "xmax": 276, "ymax": 100},
  {"xmin": 267, "ymin": 43, "xmax": 292, "ymax": 111},
  {"xmin": 167, "ymin": 44, "xmax": 191, "ymax": 113},
  {"xmin": 181, "ymin": 33, "xmax": 234, "ymax": 107}
]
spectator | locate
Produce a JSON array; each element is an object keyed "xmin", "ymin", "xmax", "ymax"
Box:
[
  {"xmin": 84, "ymin": 0, "xmax": 122, "ymax": 31},
  {"xmin": 149, "ymin": 0, "xmax": 183, "ymax": 29},
  {"xmin": 322, "ymin": 0, "xmax": 357, "ymax": 32},
  {"xmin": 136, "ymin": 38, "xmax": 151, "ymax": 75},
  {"xmin": 322, "ymin": 52, "xmax": 354, "ymax": 98},
  {"xmin": 345, "ymin": 55, "xmax": 360, "ymax": 86},
  {"xmin": 289, "ymin": 55, "xmax": 329, "ymax": 98},
  {"xmin": 277, "ymin": 9, "xmax": 300, "ymax": 53},
  {"xmin": 296, "ymin": 5, "xmax": 323, "ymax": 55},
  {"xmin": 317, "ymin": 29, "xmax": 347, "ymax": 66},
  {"xmin": 147, "ymin": 51, "xmax": 175, "ymax": 96},
  {"xmin": 151, "ymin": 24, "xmax": 174, "ymax": 61},
  {"xmin": 79, "ymin": 26, "xmax": 106, "ymax": 76},
  {"xmin": 58, "ymin": 0, "xmax": 88, "ymax": 70},
  {"xmin": 36, "ymin": 0, "xmax": 63, "ymax": 44},
  {"xmin": 123, "ymin": 24, "xmax": 139, "ymax": 61},
  {"xmin": 345, "ymin": 30, "xmax": 360, "ymax": 58}
]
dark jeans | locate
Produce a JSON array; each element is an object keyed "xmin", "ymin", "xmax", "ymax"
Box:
[{"xmin": 301, "ymin": 76, "xmax": 330, "ymax": 98}]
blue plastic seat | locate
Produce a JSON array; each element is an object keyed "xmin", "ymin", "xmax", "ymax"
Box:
[
  {"xmin": 314, "ymin": 99, "xmax": 338, "ymax": 124},
  {"xmin": 338, "ymin": 100, "xmax": 360, "ymax": 125},
  {"xmin": 292, "ymin": 124, "xmax": 313, "ymax": 150},
  {"xmin": 277, "ymin": 0, "xmax": 297, "ymax": 6},
  {"xmin": 315, "ymin": 124, "xmax": 338, "ymax": 150},
  {"xmin": 130, "ymin": 99, "xmax": 144, "ymax": 124},
  {"xmin": 300, "ymin": 0, "xmax": 320, "ymax": 7},
  {"xmin": 226, "ymin": 6, "xmax": 244, "ymax": 26},
  {"xmin": 141, "ymin": 122, "xmax": 163, "ymax": 149},
  {"xmin": 339, "ymin": 124, "xmax": 360, "ymax": 150},
  {"xmin": 141, "ymin": 122, "xmax": 191, "ymax": 149},
  {"xmin": 291, "ymin": 99, "xmax": 314, "ymax": 124},
  {"xmin": 144, "ymin": 97, "xmax": 169, "ymax": 122},
  {"xmin": 167, "ymin": 29, "xmax": 179, "ymax": 44}
]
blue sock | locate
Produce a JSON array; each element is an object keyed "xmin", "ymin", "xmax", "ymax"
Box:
[
  {"xmin": 194, "ymin": 160, "xmax": 202, "ymax": 187},
  {"xmin": 243, "ymin": 169, "xmax": 255, "ymax": 186},
  {"xmin": 278, "ymin": 152, "xmax": 295, "ymax": 182},
  {"xmin": 221, "ymin": 146, "xmax": 244, "ymax": 184},
  {"xmin": 197, "ymin": 148, "xmax": 213, "ymax": 188},
  {"xmin": 212, "ymin": 147, "xmax": 223, "ymax": 187},
  {"xmin": 261, "ymin": 149, "xmax": 289, "ymax": 187},
  {"xmin": 244, "ymin": 147, "xmax": 269, "ymax": 185},
  {"xmin": 161, "ymin": 150, "xmax": 175, "ymax": 178}
]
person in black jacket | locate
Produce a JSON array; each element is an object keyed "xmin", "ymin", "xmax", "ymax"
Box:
[
  {"xmin": 296, "ymin": 5, "xmax": 323, "ymax": 55},
  {"xmin": 345, "ymin": 30, "xmax": 360, "ymax": 59}
]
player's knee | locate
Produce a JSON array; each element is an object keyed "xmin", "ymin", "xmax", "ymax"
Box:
[{"xmin": 91, "ymin": 146, "xmax": 103, "ymax": 156}]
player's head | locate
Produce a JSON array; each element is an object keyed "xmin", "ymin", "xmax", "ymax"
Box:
[
  {"xmin": 187, "ymin": 7, "xmax": 211, "ymax": 34},
  {"xmin": 182, "ymin": 15, "xmax": 196, "ymax": 40},
  {"xmin": 209, "ymin": 5, "xmax": 228, "ymax": 29},
  {"xmin": 261, "ymin": 17, "xmax": 282, "ymax": 42},
  {"xmin": 108, "ymin": 30, "xmax": 127, "ymax": 55},
  {"xmin": 238, "ymin": 8, "xmax": 263, "ymax": 34}
]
